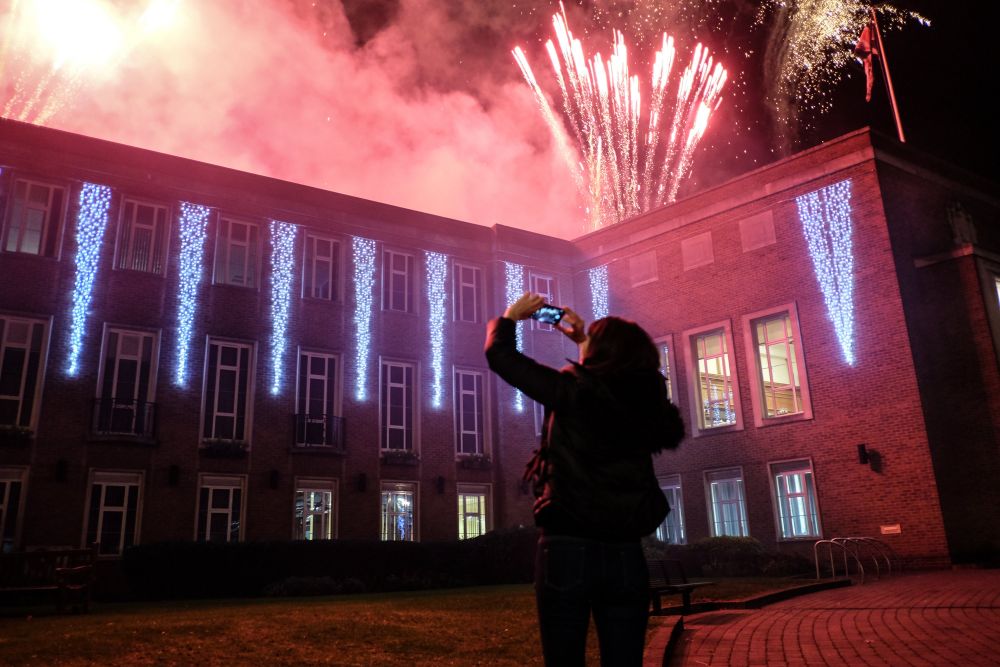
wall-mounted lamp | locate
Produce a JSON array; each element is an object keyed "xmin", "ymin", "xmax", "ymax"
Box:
[
  {"xmin": 857, "ymin": 443, "xmax": 870, "ymax": 465},
  {"xmin": 168, "ymin": 465, "xmax": 180, "ymax": 486},
  {"xmin": 269, "ymin": 469, "xmax": 280, "ymax": 489},
  {"xmin": 356, "ymin": 472, "xmax": 367, "ymax": 493},
  {"xmin": 435, "ymin": 476, "xmax": 445, "ymax": 494}
]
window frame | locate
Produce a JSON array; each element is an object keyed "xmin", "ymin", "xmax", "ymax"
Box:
[
  {"xmin": 0, "ymin": 314, "xmax": 52, "ymax": 432},
  {"xmin": 382, "ymin": 248, "xmax": 416, "ymax": 313},
  {"xmin": 742, "ymin": 303, "xmax": 812, "ymax": 427},
  {"xmin": 704, "ymin": 467, "xmax": 750, "ymax": 538},
  {"xmin": 453, "ymin": 367, "xmax": 488, "ymax": 457},
  {"xmin": 452, "ymin": 261, "xmax": 484, "ymax": 324},
  {"xmin": 683, "ymin": 320, "xmax": 743, "ymax": 436},
  {"xmin": 379, "ymin": 358, "xmax": 419, "ymax": 452},
  {"xmin": 293, "ymin": 477, "xmax": 338, "ymax": 540},
  {"xmin": 295, "ymin": 348, "xmax": 342, "ymax": 446},
  {"xmin": 3, "ymin": 177, "xmax": 67, "ymax": 258},
  {"xmin": 528, "ymin": 272, "xmax": 557, "ymax": 332},
  {"xmin": 114, "ymin": 197, "xmax": 170, "ymax": 275},
  {"xmin": 655, "ymin": 474, "xmax": 686, "ymax": 545},
  {"xmin": 82, "ymin": 469, "xmax": 144, "ymax": 557},
  {"xmin": 200, "ymin": 337, "xmax": 256, "ymax": 445},
  {"xmin": 194, "ymin": 474, "xmax": 247, "ymax": 543},
  {"xmin": 654, "ymin": 334, "xmax": 678, "ymax": 403},
  {"xmin": 456, "ymin": 483, "xmax": 491, "ymax": 540},
  {"xmin": 0, "ymin": 466, "xmax": 28, "ymax": 553},
  {"xmin": 302, "ymin": 233, "xmax": 342, "ymax": 301},
  {"xmin": 769, "ymin": 458, "xmax": 822, "ymax": 541},
  {"xmin": 94, "ymin": 325, "xmax": 159, "ymax": 436},
  {"xmin": 380, "ymin": 481, "xmax": 418, "ymax": 542},
  {"xmin": 213, "ymin": 217, "xmax": 260, "ymax": 288}
]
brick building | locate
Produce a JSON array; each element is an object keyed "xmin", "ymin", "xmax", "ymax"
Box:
[{"xmin": 1, "ymin": 119, "xmax": 997, "ymax": 568}]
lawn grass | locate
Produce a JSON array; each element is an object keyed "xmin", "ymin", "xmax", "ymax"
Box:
[{"xmin": 0, "ymin": 578, "xmax": 804, "ymax": 666}]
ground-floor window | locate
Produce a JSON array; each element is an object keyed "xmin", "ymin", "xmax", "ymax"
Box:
[
  {"xmin": 457, "ymin": 484, "xmax": 490, "ymax": 539},
  {"xmin": 381, "ymin": 482, "xmax": 416, "ymax": 541},
  {"xmin": 771, "ymin": 460, "xmax": 821, "ymax": 539},
  {"xmin": 84, "ymin": 470, "xmax": 143, "ymax": 556},
  {"xmin": 706, "ymin": 467, "xmax": 749, "ymax": 537},
  {"xmin": 656, "ymin": 475, "xmax": 685, "ymax": 544},
  {"xmin": 0, "ymin": 467, "xmax": 26, "ymax": 553},
  {"xmin": 196, "ymin": 475, "xmax": 245, "ymax": 543},
  {"xmin": 295, "ymin": 479, "xmax": 336, "ymax": 540}
]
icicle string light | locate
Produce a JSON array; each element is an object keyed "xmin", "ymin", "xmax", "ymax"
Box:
[
  {"xmin": 352, "ymin": 236, "xmax": 376, "ymax": 401},
  {"xmin": 67, "ymin": 182, "xmax": 112, "ymax": 376},
  {"xmin": 425, "ymin": 251, "xmax": 448, "ymax": 409},
  {"xmin": 589, "ymin": 264, "xmax": 609, "ymax": 321},
  {"xmin": 269, "ymin": 220, "xmax": 297, "ymax": 395},
  {"xmin": 175, "ymin": 202, "xmax": 211, "ymax": 387},
  {"xmin": 796, "ymin": 179, "xmax": 855, "ymax": 365},
  {"xmin": 504, "ymin": 261, "xmax": 526, "ymax": 412}
]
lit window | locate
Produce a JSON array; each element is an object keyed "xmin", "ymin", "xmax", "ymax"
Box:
[
  {"xmin": 529, "ymin": 273, "xmax": 556, "ymax": 331},
  {"xmin": 214, "ymin": 218, "xmax": 259, "ymax": 287},
  {"xmin": 94, "ymin": 328, "xmax": 157, "ymax": 438},
  {"xmin": 454, "ymin": 369, "xmax": 485, "ymax": 455},
  {"xmin": 656, "ymin": 336, "xmax": 676, "ymax": 402},
  {"xmin": 457, "ymin": 484, "xmax": 490, "ymax": 539},
  {"xmin": 381, "ymin": 482, "xmax": 416, "ymax": 541},
  {"xmin": 382, "ymin": 250, "xmax": 415, "ymax": 312},
  {"xmin": 995, "ymin": 276, "xmax": 1000, "ymax": 308},
  {"xmin": 295, "ymin": 351, "xmax": 341, "ymax": 448},
  {"xmin": 3, "ymin": 178, "xmax": 65, "ymax": 256},
  {"xmin": 84, "ymin": 471, "xmax": 143, "ymax": 556},
  {"xmin": 0, "ymin": 315, "xmax": 49, "ymax": 430},
  {"xmin": 295, "ymin": 479, "xmax": 336, "ymax": 540},
  {"xmin": 453, "ymin": 263, "xmax": 483, "ymax": 323},
  {"xmin": 0, "ymin": 467, "xmax": 27, "ymax": 553},
  {"xmin": 303, "ymin": 235, "xmax": 340, "ymax": 300},
  {"xmin": 116, "ymin": 199, "xmax": 169, "ymax": 274},
  {"xmin": 745, "ymin": 307, "xmax": 812, "ymax": 425},
  {"xmin": 706, "ymin": 468, "xmax": 749, "ymax": 537},
  {"xmin": 771, "ymin": 460, "xmax": 821, "ymax": 539},
  {"xmin": 380, "ymin": 360, "xmax": 415, "ymax": 451},
  {"xmin": 202, "ymin": 339, "xmax": 254, "ymax": 444},
  {"xmin": 196, "ymin": 475, "xmax": 245, "ymax": 542},
  {"xmin": 689, "ymin": 325, "xmax": 740, "ymax": 431},
  {"xmin": 655, "ymin": 475, "xmax": 686, "ymax": 544}
]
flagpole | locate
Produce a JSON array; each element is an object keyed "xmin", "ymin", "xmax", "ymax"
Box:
[{"xmin": 871, "ymin": 7, "xmax": 906, "ymax": 143}]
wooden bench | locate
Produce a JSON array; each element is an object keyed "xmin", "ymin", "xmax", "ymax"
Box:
[
  {"xmin": 0, "ymin": 544, "xmax": 97, "ymax": 613},
  {"xmin": 647, "ymin": 558, "xmax": 714, "ymax": 613}
]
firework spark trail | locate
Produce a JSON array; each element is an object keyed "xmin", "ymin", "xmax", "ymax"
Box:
[
  {"xmin": 759, "ymin": 0, "xmax": 929, "ymax": 144},
  {"xmin": 1, "ymin": 0, "xmax": 179, "ymax": 125},
  {"xmin": 515, "ymin": 5, "xmax": 727, "ymax": 230}
]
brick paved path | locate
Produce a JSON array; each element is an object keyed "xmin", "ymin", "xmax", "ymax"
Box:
[{"xmin": 670, "ymin": 571, "xmax": 1000, "ymax": 666}]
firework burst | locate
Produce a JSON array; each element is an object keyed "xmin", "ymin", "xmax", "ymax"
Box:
[
  {"xmin": 1, "ymin": 0, "xmax": 180, "ymax": 124},
  {"xmin": 758, "ymin": 0, "xmax": 929, "ymax": 143},
  {"xmin": 514, "ymin": 4, "xmax": 727, "ymax": 231}
]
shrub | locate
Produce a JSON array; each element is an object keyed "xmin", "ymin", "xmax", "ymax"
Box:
[{"xmin": 121, "ymin": 527, "xmax": 537, "ymax": 601}]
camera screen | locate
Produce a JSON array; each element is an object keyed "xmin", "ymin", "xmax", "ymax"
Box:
[{"xmin": 532, "ymin": 305, "xmax": 564, "ymax": 325}]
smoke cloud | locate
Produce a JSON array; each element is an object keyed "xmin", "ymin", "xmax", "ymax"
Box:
[{"xmin": 4, "ymin": 0, "xmax": 584, "ymax": 238}]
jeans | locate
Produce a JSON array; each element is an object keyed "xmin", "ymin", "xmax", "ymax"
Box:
[{"xmin": 534, "ymin": 534, "xmax": 650, "ymax": 666}]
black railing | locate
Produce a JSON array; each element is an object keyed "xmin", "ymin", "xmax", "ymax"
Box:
[
  {"xmin": 91, "ymin": 399, "xmax": 156, "ymax": 439},
  {"xmin": 293, "ymin": 414, "xmax": 345, "ymax": 452}
]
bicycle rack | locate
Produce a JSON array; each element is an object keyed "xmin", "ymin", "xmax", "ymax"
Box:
[{"xmin": 814, "ymin": 536, "xmax": 899, "ymax": 584}]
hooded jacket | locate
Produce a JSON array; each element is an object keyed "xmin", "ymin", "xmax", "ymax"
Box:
[{"xmin": 485, "ymin": 317, "xmax": 684, "ymax": 540}]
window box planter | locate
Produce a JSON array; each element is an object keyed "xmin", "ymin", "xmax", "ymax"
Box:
[
  {"xmin": 458, "ymin": 454, "xmax": 492, "ymax": 470},
  {"xmin": 380, "ymin": 450, "xmax": 419, "ymax": 466},
  {"xmin": 0, "ymin": 426, "xmax": 33, "ymax": 447},
  {"xmin": 200, "ymin": 439, "xmax": 249, "ymax": 458}
]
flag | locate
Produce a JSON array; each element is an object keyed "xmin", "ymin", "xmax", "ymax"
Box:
[{"xmin": 854, "ymin": 24, "xmax": 876, "ymax": 102}]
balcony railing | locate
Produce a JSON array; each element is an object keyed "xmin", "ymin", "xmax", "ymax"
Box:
[
  {"xmin": 293, "ymin": 414, "xmax": 345, "ymax": 452},
  {"xmin": 91, "ymin": 399, "xmax": 156, "ymax": 440}
]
